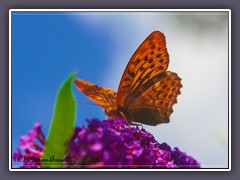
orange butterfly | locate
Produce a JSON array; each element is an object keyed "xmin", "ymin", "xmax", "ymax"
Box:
[{"xmin": 74, "ymin": 31, "xmax": 182, "ymax": 126}]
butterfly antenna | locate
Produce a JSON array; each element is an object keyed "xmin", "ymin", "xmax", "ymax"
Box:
[{"xmin": 76, "ymin": 101, "xmax": 100, "ymax": 106}]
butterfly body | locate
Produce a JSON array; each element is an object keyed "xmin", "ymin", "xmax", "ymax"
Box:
[{"xmin": 74, "ymin": 31, "xmax": 182, "ymax": 126}]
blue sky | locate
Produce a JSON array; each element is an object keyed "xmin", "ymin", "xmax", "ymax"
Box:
[
  {"xmin": 11, "ymin": 11, "xmax": 229, "ymax": 168},
  {"xmin": 12, "ymin": 12, "xmax": 113, "ymax": 133}
]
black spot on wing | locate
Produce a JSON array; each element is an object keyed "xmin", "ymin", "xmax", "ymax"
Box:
[
  {"xmin": 144, "ymin": 55, "xmax": 148, "ymax": 61},
  {"xmin": 159, "ymin": 66, "xmax": 164, "ymax": 70},
  {"xmin": 159, "ymin": 59, "xmax": 164, "ymax": 63},
  {"xmin": 127, "ymin": 70, "xmax": 135, "ymax": 78},
  {"xmin": 132, "ymin": 58, "xmax": 141, "ymax": 65},
  {"xmin": 125, "ymin": 77, "xmax": 131, "ymax": 81},
  {"xmin": 162, "ymin": 84, "xmax": 167, "ymax": 89},
  {"xmin": 148, "ymin": 59, "xmax": 153, "ymax": 63},
  {"xmin": 150, "ymin": 64, "xmax": 155, "ymax": 69}
]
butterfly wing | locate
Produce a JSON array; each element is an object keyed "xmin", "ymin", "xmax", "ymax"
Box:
[
  {"xmin": 74, "ymin": 78, "xmax": 117, "ymax": 111},
  {"xmin": 123, "ymin": 71, "xmax": 182, "ymax": 126},
  {"xmin": 117, "ymin": 31, "xmax": 169, "ymax": 107},
  {"xmin": 117, "ymin": 31, "xmax": 182, "ymax": 125}
]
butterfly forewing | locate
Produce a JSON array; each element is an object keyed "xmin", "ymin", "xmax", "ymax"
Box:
[
  {"xmin": 74, "ymin": 78, "xmax": 118, "ymax": 111},
  {"xmin": 117, "ymin": 31, "xmax": 169, "ymax": 107}
]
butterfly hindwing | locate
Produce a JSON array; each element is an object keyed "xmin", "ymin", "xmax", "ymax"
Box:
[
  {"xmin": 74, "ymin": 78, "xmax": 117, "ymax": 111},
  {"xmin": 125, "ymin": 71, "xmax": 182, "ymax": 125},
  {"xmin": 124, "ymin": 104, "xmax": 168, "ymax": 126}
]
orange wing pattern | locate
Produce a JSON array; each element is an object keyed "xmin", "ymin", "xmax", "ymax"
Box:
[
  {"xmin": 123, "ymin": 71, "xmax": 182, "ymax": 125},
  {"xmin": 74, "ymin": 78, "xmax": 117, "ymax": 111},
  {"xmin": 117, "ymin": 31, "xmax": 169, "ymax": 107},
  {"xmin": 74, "ymin": 31, "xmax": 182, "ymax": 126}
]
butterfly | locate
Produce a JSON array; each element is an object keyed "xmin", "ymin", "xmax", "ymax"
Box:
[{"xmin": 74, "ymin": 31, "xmax": 182, "ymax": 126}]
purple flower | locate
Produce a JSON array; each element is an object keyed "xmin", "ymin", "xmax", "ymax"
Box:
[
  {"xmin": 172, "ymin": 147, "xmax": 200, "ymax": 168},
  {"xmin": 12, "ymin": 123, "xmax": 45, "ymax": 168},
  {"xmin": 13, "ymin": 118, "xmax": 200, "ymax": 168}
]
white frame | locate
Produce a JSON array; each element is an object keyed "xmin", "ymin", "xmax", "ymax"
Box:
[{"xmin": 9, "ymin": 9, "xmax": 231, "ymax": 171}]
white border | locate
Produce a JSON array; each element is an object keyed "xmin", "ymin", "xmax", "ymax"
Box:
[
  {"xmin": 9, "ymin": 9, "xmax": 231, "ymax": 172},
  {"xmin": 228, "ymin": 9, "xmax": 232, "ymax": 172},
  {"xmin": 9, "ymin": 9, "xmax": 13, "ymax": 172}
]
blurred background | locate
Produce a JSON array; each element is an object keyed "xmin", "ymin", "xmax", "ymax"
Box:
[{"xmin": 11, "ymin": 11, "xmax": 229, "ymax": 168}]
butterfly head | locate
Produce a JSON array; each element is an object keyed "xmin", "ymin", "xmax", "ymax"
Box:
[{"xmin": 104, "ymin": 108, "xmax": 124, "ymax": 121}]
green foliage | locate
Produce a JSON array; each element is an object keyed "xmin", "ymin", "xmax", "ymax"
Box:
[{"xmin": 42, "ymin": 73, "xmax": 76, "ymax": 168}]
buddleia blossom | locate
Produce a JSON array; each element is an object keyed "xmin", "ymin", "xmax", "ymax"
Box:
[
  {"xmin": 12, "ymin": 123, "xmax": 45, "ymax": 168},
  {"xmin": 13, "ymin": 118, "xmax": 200, "ymax": 168}
]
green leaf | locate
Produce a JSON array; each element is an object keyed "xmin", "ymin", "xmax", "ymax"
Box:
[{"xmin": 42, "ymin": 73, "xmax": 77, "ymax": 168}]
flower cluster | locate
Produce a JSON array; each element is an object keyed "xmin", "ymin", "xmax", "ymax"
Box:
[
  {"xmin": 12, "ymin": 123, "xmax": 45, "ymax": 168},
  {"xmin": 13, "ymin": 118, "xmax": 200, "ymax": 168}
]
